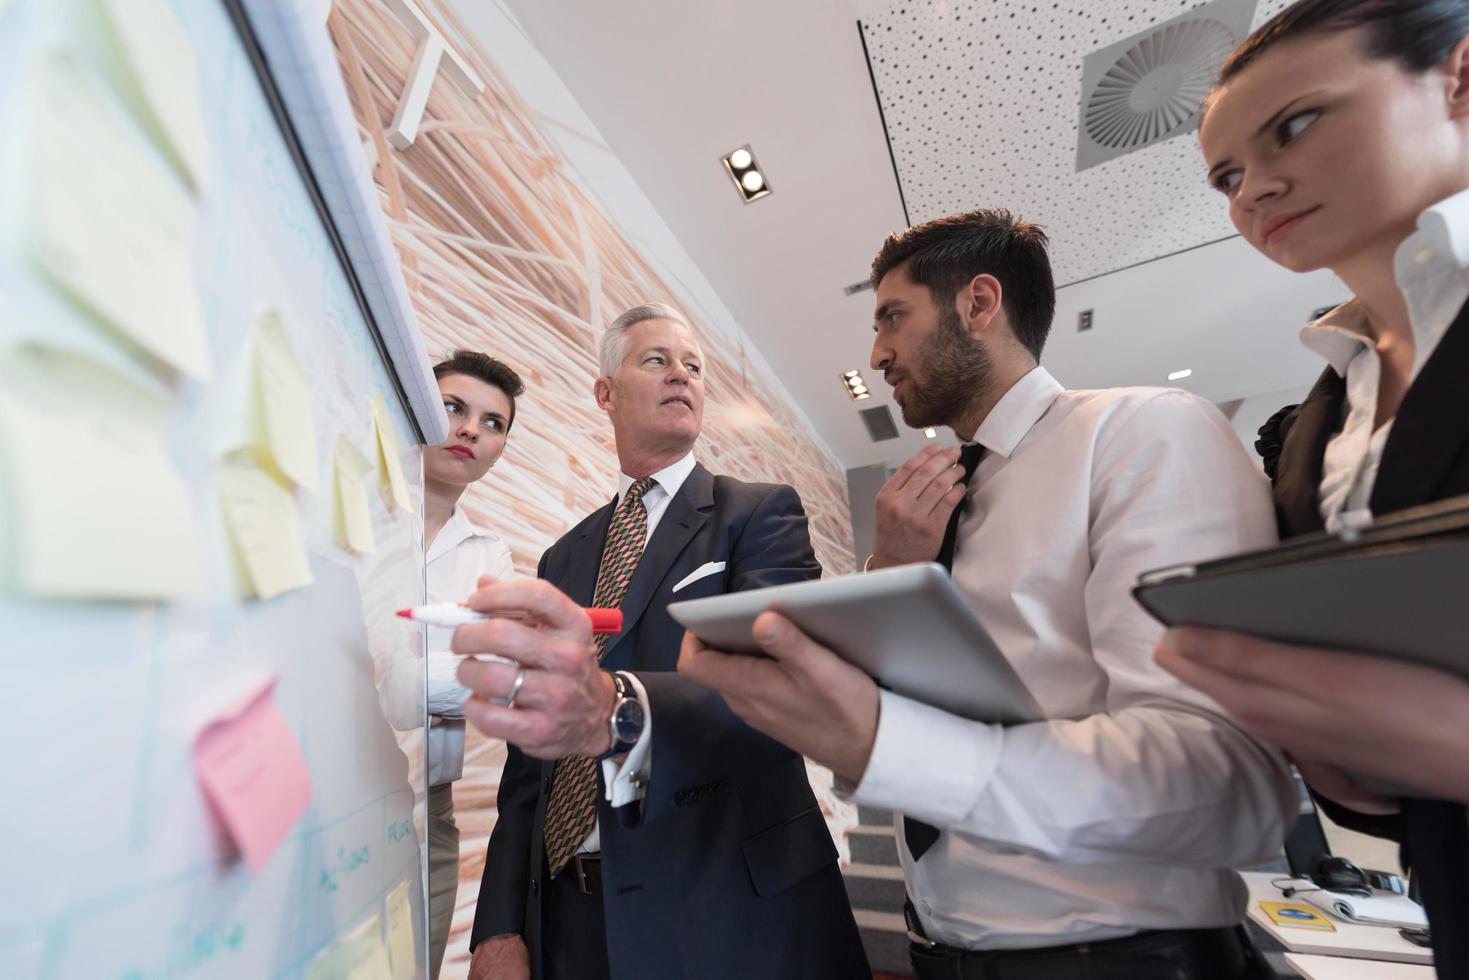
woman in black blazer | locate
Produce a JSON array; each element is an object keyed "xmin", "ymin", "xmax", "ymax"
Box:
[{"xmin": 1153, "ymin": 1, "xmax": 1469, "ymax": 975}]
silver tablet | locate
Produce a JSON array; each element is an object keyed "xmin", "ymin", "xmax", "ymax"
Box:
[{"xmin": 668, "ymin": 562, "xmax": 1041, "ymax": 724}]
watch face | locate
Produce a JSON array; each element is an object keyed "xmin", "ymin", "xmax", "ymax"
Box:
[{"xmin": 612, "ymin": 697, "xmax": 645, "ymax": 742}]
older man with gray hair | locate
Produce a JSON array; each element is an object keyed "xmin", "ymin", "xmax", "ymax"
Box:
[{"xmin": 461, "ymin": 304, "xmax": 868, "ymax": 980}]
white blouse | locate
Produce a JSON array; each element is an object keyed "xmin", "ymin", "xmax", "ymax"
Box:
[{"xmin": 1301, "ymin": 188, "xmax": 1469, "ymax": 531}]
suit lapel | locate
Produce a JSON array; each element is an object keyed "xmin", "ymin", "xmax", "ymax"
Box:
[
  {"xmin": 1273, "ymin": 367, "xmax": 1346, "ymax": 537},
  {"xmin": 602, "ymin": 464, "xmax": 714, "ymax": 662},
  {"xmin": 1371, "ymin": 298, "xmax": 1469, "ymax": 514},
  {"xmin": 567, "ymin": 499, "xmax": 616, "ymax": 606}
]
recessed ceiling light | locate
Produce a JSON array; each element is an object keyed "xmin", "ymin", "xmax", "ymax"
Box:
[
  {"xmin": 722, "ymin": 144, "xmax": 771, "ymax": 203},
  {"xmin": 924, "ymin": 428, "xmax": 937, "ymax": 438},
  {"xmin": 1167, "ymin": 368, "xmax": 1193, "ymax": 381},
  {"xmin": 841, "ymin": 370, "xmax": 873, "ymax": 400}
]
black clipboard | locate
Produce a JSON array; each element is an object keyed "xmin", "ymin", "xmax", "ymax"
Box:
[{"xmin": 1131, "ymin": 494, "xmax": 1469, "ymax": 680}]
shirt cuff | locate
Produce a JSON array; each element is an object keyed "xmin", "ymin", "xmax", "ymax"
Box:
[
  {"xmin": 426, "ymin": 651, "xmax": 471, "ymax": 717},
  {"xmin": 601, "ymin": 672, "xmax": 651, "ymax": 808},
  {"xmin": 847, "ymin": 688, "xmax": 1003, "ymax": 828}
]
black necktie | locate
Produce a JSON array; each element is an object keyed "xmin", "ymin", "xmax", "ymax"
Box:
[
  {"xmin": 934, "ymin": 442, "xmax": 986, "ymax": 572},
  {"xmin": 904, "ymin": 441, "xmax": 986, "ymax": 863}
]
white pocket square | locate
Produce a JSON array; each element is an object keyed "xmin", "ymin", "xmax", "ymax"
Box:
[{"xmin": 672, "ymin": 561, "xmax": 726, "ymax": 593}]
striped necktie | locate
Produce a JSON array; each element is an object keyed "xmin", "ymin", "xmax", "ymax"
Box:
[{"xmin": 543, "ymin": 477, "xmax": 656, "ymax": 876}]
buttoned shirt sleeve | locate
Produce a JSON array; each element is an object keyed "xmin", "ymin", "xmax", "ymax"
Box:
[
  {"xmin": 380, "ymin": 532, "xmax": 514, "ymax": 727},
  {"xmin": 428, "ymin": 537, "xmax": 516, "ymax": 718},
  {"xmin": 851, "ymin": 391, "xmax": 1296, "ymax": 867}
]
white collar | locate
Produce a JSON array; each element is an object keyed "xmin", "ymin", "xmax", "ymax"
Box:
[
  {"xmin": 971, "ymin": 367, "xmax": 1064, "ymax": 459},
  {"xmin": 1301, "ymin": 186, "xmax": 1469, "ymax": 376},
  {"xmin": 427, "ymin": 505, "xmax": 492, "ymax": 563},
  {"xmin": 617, "ymin": 450, "xmax": 697, "ymax": 502},
  {"xmin": 1299, "ymin": 300, "xmax": 1372, "ymax": 377}
]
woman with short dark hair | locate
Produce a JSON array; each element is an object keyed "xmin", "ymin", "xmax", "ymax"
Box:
[{"xmin": 381, "ymin": 350, "xmax": 525, "ymax": 977}]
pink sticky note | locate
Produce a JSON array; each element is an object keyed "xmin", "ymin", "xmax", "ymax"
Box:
[{"xmin": 193, "ymin": 678, "xmax": 311, "ymax": 872}]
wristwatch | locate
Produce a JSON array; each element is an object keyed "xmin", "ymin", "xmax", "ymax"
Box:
[{"xmin": 603, "ymin": 671, "xmax": 645, "ymax": 757}]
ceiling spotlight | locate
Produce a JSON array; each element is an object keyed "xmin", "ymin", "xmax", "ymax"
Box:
[
  {"xmin": 924, "ymin": 428, "xmax": 937, "ymax": 438},
  {"xmin": 1167, "ymin": 368, "xmax": 1193, "ymax": 381},
  {"xmin": 841, "ymin": 370, "xmax": 872, "ymax": 401},
  {"xmin": 722, "ymin": 143, "xmax": 772, "ymax": 203}
]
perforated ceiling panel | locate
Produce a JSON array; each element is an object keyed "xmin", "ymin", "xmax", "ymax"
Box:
[{"xmin": 861, "ymin": 0, "xmax": 1294, "ymax": 284}]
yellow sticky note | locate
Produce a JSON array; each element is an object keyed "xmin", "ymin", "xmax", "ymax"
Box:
[
  {"xmin": 351, "ymin": 939, "xmax": 393, "ymax": 980},
  {"xmin": 383, "ymin": 880, "xmax": 415, "ymax": 980},
  {"xmin": 305, "ymin": 938, "xmax": 354, "ymax": 980},
  {"xmin": 252, "ymin": 313, "xmax": 319, "ymax": 492},
  {"xmin": 93, "ymin": 0, "xmax": 209, "ymax": 187},
  {"xmin": 28, "ymin": 54, "xmax": 209, "ymax": 378},
  {"xmin": 307, "ymin": 924, "xmax": 389, "ymax": 980},
  {"xmin": 371, "ymin": 394, "xmax": 414, "ymax": 514},
  {"xmin": 218, "ymin": 455, "xmax": 313, "ymax": 600},
  {"xmin": 0, "ymin": 345, "xmax": 203, "ymax": 598},
  {"xmin": 334, "ymin": 435, "xmax": 376, "ymax": 554},
  {"xmin": 307, "ymin": 915, "xmax": 393, "ymax": 980}
]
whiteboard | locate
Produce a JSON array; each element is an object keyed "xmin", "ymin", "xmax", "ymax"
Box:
[{"xmin": 0, "ymin": 0, "xmax": 433, "ymax": 977}]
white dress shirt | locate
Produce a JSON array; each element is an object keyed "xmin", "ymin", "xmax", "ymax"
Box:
[
  {"xmin": 379, "ymin": 506, "xmax": 513, "ymax": 787},
  {"xmin": 578, "ymin": 450, "xmax": 697, "ymax": 852},
  {"xmin": 1302, "ymin": 188, "xmax": 1469, "ymax": 532},
  {"xmin": 850, "ymin": 367, "xmax": 1296, "ymax": 950}
]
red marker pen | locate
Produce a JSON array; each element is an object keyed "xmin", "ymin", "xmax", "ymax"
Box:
[{"xmin": 396, "ymin": 604, "xmax": 622, "ymax": 634}]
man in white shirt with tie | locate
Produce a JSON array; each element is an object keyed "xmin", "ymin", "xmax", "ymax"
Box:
[{"xmin": 681, "ymin": 209, "xmax": 1296, "ymax": 979}]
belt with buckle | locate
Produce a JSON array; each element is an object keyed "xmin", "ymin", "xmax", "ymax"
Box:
[{"xmin": 570, "ymin": 854, "xmax": 602, "ymax": 896}]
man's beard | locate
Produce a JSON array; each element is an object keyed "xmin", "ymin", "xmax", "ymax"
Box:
[{"xmin": 896, "ymin": 305, "xmax": 992, "ymax": 430}]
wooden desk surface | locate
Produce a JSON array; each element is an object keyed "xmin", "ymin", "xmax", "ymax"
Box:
[{"xmin": 1284, "ymin": 952, "xmax": 1436, "ymax": 979}]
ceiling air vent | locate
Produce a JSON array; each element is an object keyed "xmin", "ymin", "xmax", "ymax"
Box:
[
  {"xmin": 859, "ymin": 405, "xmax": 900, "ymax": 442},
  {"xmin": 1076, "ymin": 0, "xmax": 1257, "ymax": 172}
]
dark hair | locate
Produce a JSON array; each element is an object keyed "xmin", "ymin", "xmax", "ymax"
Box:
[
  {"xmin": 869, "ymin": 209, "xmax": 1055, "ymax": 360},
  {"xmin": 1219, "ymin": 0, "xmax": 1469, "ymax": 85},
  {"xmin": 433, "ymin": 350, "xmax": 526, "ymax": 430}
]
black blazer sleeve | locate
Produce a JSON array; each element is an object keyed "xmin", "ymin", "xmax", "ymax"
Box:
[
  {"xmin": 470, "ymin": 743, "xmax": 539, "ymax": 947},
  {"xmin": 637, "ymin": 483, "xmax": 821, "ymax": 826}
]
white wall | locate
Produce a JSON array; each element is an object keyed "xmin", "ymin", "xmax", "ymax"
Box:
[{"xmin": 438, "ymin": 0, "xmax": 845, "ymax": 474}]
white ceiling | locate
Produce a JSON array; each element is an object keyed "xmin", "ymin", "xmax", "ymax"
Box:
[
  {"xmin": 500, "ymin": 0, "xmax": 1335, "ymax": 470},
  {"xmin": 862, "ymin": 0, "xmax": 1293, "ymax": 284}
]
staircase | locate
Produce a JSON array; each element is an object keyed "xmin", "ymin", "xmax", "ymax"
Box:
[{"xmin": 843, "ymin": 806, "xmax": 911, "ymax": 975}]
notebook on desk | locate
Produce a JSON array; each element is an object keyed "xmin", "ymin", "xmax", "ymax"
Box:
[
  {"xmin": 1301, "ymin": 888, "xmax": 1429, "ymax": 930},
  {"xmin": 1132, "ymin": 493, "xmax": 1469, "ymax": 680}
]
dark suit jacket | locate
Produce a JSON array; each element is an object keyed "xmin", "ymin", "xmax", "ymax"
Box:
[
  {"xmin": 1259, "ymin": 298, "xmax": 1469, "ymax": 978},
  {"xmin": 470, "ymin": 463, "xmax": 869, "ymax": 980}
]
